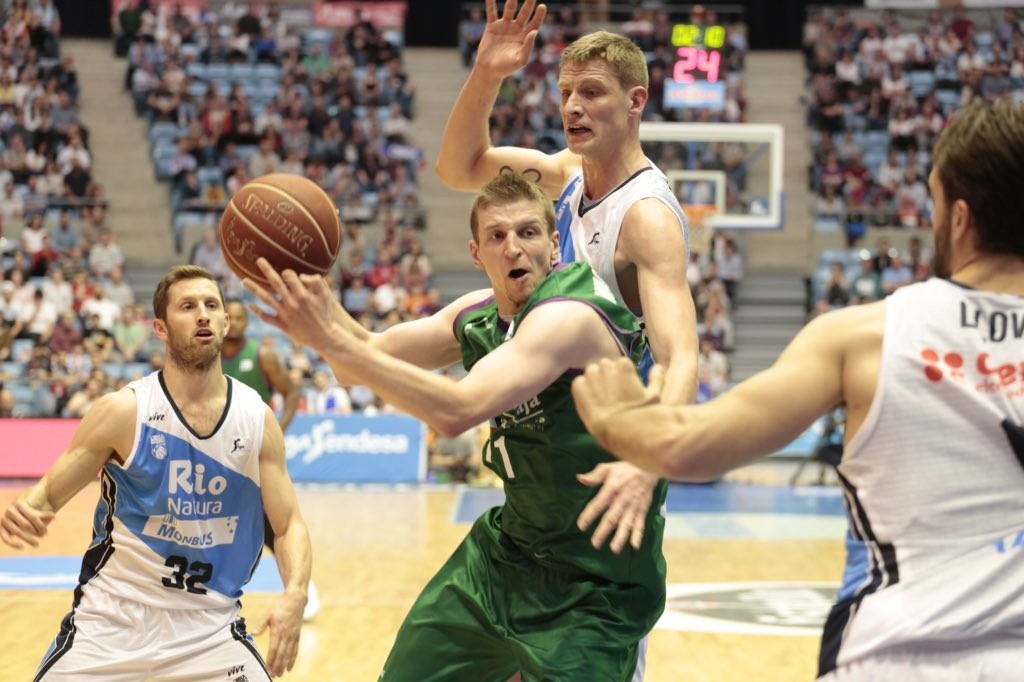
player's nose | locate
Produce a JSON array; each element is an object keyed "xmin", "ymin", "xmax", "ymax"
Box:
[
  {"xmin": 562, "ymin": 91, "xmax": 582, "ymax": 114},
  {"xmin": 503, "ymin": 234, "xmax": 524, "ymax": 257}
]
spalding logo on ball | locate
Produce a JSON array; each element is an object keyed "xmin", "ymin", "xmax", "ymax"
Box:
[{"xmin": 219, "ymin": 173, "xmax": 342, "ymax": 287}]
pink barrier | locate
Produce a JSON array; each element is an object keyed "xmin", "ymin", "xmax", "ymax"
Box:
[{"xmin": 0, "ymin": 419, "xmax": 80, "ymax": 478}]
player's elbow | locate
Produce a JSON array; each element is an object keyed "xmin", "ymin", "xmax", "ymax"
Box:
[
  {"xmin": 431, "ymin": 405, "xmax": 482, "ymax": 438},
  {"xmin": 434, "ymin": 162, "xmax": 474, "ymax": 192},
  {"xmin": 431, "ymin": 416, "xmax": 475, "ymax": 439},
  {"xmin": 652, "ymin": 440, "xmax": 728, "ymax": 482},
  {"xmin": 664, "ymin": 459, "xmax": 722, "ymax": 483}
]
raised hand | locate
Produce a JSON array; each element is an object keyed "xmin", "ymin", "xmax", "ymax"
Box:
[
  {"xmin": 474, "ymin": 0, "xmax": 548, "ymax": 78},
  {"xmin": 243, "ymin": 258, "xmax": 346, "ymax": 353}
]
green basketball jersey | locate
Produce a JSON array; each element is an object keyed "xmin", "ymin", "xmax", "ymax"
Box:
[
  {"xmin": 454, "ymin": 262, "xmax": 668, "ymax": 588},
  {"xmin": 221, "ymin": 337, "xmax": 273, "ymax": 405}
]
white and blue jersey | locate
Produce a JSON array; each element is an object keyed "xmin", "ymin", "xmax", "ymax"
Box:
[
  {"xmin": 555, "ymin": 164, "xmax": 688, "ymax": 378},
  {"xmin": 820, "ymin": 279, "xmax": 1024, "ymax": 677},
  {"xmin": 76, "ymin": 371, "xmax": 267, "ymax": 609}
]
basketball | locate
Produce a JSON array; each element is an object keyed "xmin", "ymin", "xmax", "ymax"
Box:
[{"xmin": 219, "ymin": 173, "xmax": 342, "ymax": 288}]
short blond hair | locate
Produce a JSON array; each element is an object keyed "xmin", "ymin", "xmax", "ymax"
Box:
[
  {"xmin": 152, "ymin": 265, "xmax": 224, "ymax": 322},
  {"xmin": 470, "ymin": 173, "xmax": 555, "ymax": 241},
  {"xmin": 561, "ymin": 30, "xmax": 649, "ymax": 90}
]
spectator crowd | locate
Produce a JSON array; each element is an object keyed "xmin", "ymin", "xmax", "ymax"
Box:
[{"xmin": 804, "ymin": 6, "xmax": 1023, "ymax": 245}]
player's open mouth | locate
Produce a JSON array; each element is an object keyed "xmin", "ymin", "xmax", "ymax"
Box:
[
  {"xmin": 566, "ymin": 125, "xmax": 591, "ymax": 136},
  {"xmin": 509, "ymin": 268, "xmax": 528, "ymax": 280},
  {"xmin": 195, "ymin": 329, "xmax": 214, "ymax": 339}
]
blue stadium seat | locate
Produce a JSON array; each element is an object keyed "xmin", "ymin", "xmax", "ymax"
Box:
[
  {"xmin": 254, "ymin": 63, "xmax": 282, "ymax": 82},
  {"xmin": 102, "ymin": 362, "xmax": 124, "ymax": 379},
  {"xmin": 819, "ymin": 248, "xmax": 853, "ymax": 268},
  {"xmin": 186, "ymin": 62, "xmax": 208, "ymax": 80},
  {"xmin": 7, "ymin": 380, "xmax": 39, "ymax": 417},
  {"xmin": 302, "ymin": 28, "xmax": 334, "ymax": 51},
  {"xmin": 179, "ymin": 44, "xmax": 201, "ymax": 62},
  {"xmin": 153, "ymin": 146, "xmax": 179, "ymax": 181},
  {"xmin": 907, "ymin": 71, "xmax": 936, "ymax": 98},
  {"xmin": 863, "ymin": 131, "xmax": 890, "ymax": 152},
  {"xmin": 935, "ymin": 89, "xmax": 960, "ymax": 114},
  {"xmin": 813, "ymin": 216, "xmax": 843, "ymax": 233},
  {"xmin": 123, "ymin": 362, "xmax": 150, "ymax": 380},
  {"xmin": 188, "ymin": 80, "xmax": 208, "ymax": 99},
  {"xmin": 197, "ymin": 166, "xmax": 225, "ymax": 188},
  {"xmin": 149, "ymin": 121, "xmax": 182, "ymax": 146},
  {"xmin": 10, "ymin": 338, "xmax": 34, "ymax": 362},
  {"xmin": 206, "ymin": 63, "xmax": 231, "ymax": 81},
  {"xmin": 974, "ymin": 32, "xmax": 995, "ymax": 49},
  {"xmin": 1, "ymin": 360, "xmax": 23, "ymax": 377},
  {"xmin": 229, "ymin": 63, "xmax": 257, "ymax": 82}
]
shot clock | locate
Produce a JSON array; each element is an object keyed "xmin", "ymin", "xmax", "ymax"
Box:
[
  {"xmin": 671, "ymin": 22, "xmax": 725, "ymax": 83},
  {"xmin": 664, "ymin": 22, "xmax": 728, "ymax": 110}
]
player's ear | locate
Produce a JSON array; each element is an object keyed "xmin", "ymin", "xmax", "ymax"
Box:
[
  {"xmin": 468, "ymin": 239, "xmax": 484, "ymax": 271},
  {"xmin": 951, "ymin": 197, "xmax": 971, "ymax": 240},
  {"xmin": 629, "ymin": 86, "xmax": 648, "ymax": 116},
  {"xmin": 152, "ymin": 317, "xmax": 168, "ymax": 342},
  {"xmin": 550, "ymin": 228, "xmax": 560, "ymax": 266}
]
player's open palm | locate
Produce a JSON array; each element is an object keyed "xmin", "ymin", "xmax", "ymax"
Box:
[
  {"xmin": 0, "ymin": 498, "xmax": 56, "ymax": 549},
  {"xmin": 476, "ymin": 0, "xmax": 547, "ymax": 77},
  {"xmin": 245, "ymin": 258, "xmax": 338, "ymax": 351}
]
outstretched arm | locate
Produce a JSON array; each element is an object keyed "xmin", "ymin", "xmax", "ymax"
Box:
[
  {"xmin": 245, "ymin": 262, "xmax": 622, "ymax": 437},
  {"xmin": 573, "ymin": 309, "xmax": 856, "ymax": 480},
  {"xmin": 436, "ymin": 0, "xmax": 573, "ymax": 198},
  {"xmin": 251, "ymin": 261, "xmax": 486, "ymax": 374},
  {"xmin": 1, "ymin": 390, "xmax": 133, "ymax": 549},
  {"xmin": 252, "ymin": 406, "xmax": 311, "ymax": 678}
]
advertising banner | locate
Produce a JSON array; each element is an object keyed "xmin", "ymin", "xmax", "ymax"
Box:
[
  {"xmin": 283, "ymin": 414, "xmax": 426, "ymax": 483},
  {"xmin": 312, "ymin": 2, "xmax": 407, "ymax": 29},
  {"xmin": 663, "ymin": 81, "xmax": 727, "ymax": 110},
  {"xmin": 0, "ymin": 415, "xmax": 426, "ymax": 484},
  {"xmin": 0, "ymin": 419, "xmax": 80, "ymax": 478}
]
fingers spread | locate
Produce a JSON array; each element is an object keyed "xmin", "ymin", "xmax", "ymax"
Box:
[{"xmin": 515, "ymin": 0, "xmax": 535, "ymax": 25}]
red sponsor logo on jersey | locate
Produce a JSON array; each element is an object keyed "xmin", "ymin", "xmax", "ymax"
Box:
[
  {"xmin": 920, "ymin": 349, "xmax": 964, "ymax": 382},
  {"xmin": 921, "ymin": 348, "xmax": 1024, "ymax": 398}
]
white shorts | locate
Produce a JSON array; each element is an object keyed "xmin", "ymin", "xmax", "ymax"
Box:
[
  {"xmin": 819, "ymin": 639, "xmax": 1021, "ymax": 682},
  {"xmin": 35, "ymin": 584, "xmax": 270, "ymax": 682}
]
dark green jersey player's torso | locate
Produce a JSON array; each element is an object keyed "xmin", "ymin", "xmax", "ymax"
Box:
[
  {"xmin": 454, "ymin": 262, "xmax": 668, "ymax": 588},
  {"xmin": 221, "ymin": 337, "xmax": 273, "ymax": 405}
]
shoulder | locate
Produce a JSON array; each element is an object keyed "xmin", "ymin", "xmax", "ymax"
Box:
[
  {"xmin": 619, "ymin": 198, "xmax": 687, "ymax": 262},
  {"xmin": 522, "ymin": 266, "xmax": 632, "ymax": 329},
  {"xmin": 516, "ymin": 297, "xmax": 608, "ymax": 346},
  {"xmin": 92, "ymin": 385, "xmax": 138, "ymax": 419},
  {"xmin": 74, "ymin": 386, "xmax": 138, "ymax": 453},
  {"xmin": 804, "ymin": 300, "xmax": 886, "ymax": 350},
  {"xmin": 229, "ymin": 376, "xmax": 265, "ymax": 402},
  {"xmin": 449, "ymin": 288, "xmax": 496, "ymax": 326}
]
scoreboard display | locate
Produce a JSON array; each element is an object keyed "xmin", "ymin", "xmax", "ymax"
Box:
[{"xmin": 663, "ymin": 23, "xmax": 728, "ymax": 110}]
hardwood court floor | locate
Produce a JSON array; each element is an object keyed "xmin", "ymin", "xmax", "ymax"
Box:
[{"xmin": 1, "ymin": 482, "xmax": 844, "ymax": 681}]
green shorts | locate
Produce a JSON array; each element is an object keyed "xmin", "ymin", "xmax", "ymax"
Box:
[{"xmin": 379, "ymin": 507, "xmax": 662, "ymax": 682}]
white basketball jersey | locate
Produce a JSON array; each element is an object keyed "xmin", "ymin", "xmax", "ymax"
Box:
[
  {"xmin": 76, "ymin": 372, "xmax": 267, "ymax": 610},
  {"xmin": 554, "ymin": 163, "xmax": 689, "ymax": 318},
  {"xmin": 821, "ymin": 279, "xmax": 1024, "ymax": 675}
]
